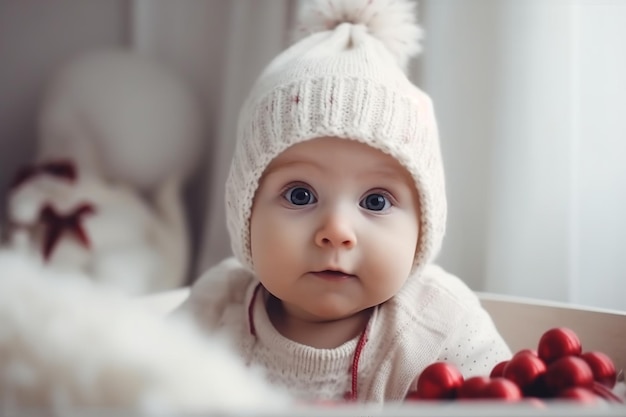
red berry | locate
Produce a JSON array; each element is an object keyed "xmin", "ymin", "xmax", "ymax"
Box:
[
  {"xmin": 490, "ymin": 360, "xmax": 509, "ymax": 378},
  {"xmin": 580, "ymin": 351, "xmax": 617, "ymax": 389},
  {"xmin": 503, "ymin": 351, "xmax": 547, "ymax": 393},
  {"xmin": 414, "ymin": 362, "xmax": 464, "ymax": 400},
  {"xmin": 544, "ymin": 356, "xmax": 594, "ymax": 393},
  {"xmin": 457, "ymin": 376, "xmax": 491, "ymax": 399},
  {"xmin": 515, "ymin": 348, "xmax": 539, "ymax": 357},
  {"xmin": 559, "ymin": 387, "xmax": 598, "ymax": 404},
  {"xmin": 537, "ymin": 327, "xmax": 582, "ymax": 363},
  {"xmin": 482, "ymin": 378, "xmax": 522, "ymax": 401}
]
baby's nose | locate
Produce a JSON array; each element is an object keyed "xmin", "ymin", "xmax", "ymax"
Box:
[{"xmin": 314, "ymin": 209, "xmax": 357, "ymax": 249}]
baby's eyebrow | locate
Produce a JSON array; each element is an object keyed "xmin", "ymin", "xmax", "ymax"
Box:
[
  {"xmin": 367, "ymin": 168, "xmax": 404, "ymax": 180},
  {"xmin": 263, "ymin": 159, "xmax": 322, "ymax": 177}
]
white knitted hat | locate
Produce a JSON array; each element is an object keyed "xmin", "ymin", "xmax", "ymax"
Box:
[{"xmin": 226, "ymin": 0, "xmax": 446, "ymax": 274}]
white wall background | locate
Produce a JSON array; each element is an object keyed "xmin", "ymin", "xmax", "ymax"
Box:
[
  {"xmin": 1, "ymin": 0, "xmax": 625, "ymax": 310},
  {"xmin": 422, "ymin": 0, "xmax": 626, "ymax": 311}
]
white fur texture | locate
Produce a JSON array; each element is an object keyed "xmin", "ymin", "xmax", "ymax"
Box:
[
  {"xmin": 0, "ymin": 249, "xmax": 292, "ymax": 414},
  {"xmin": 37, "ymin": 49, "xmax": 203, "ymax": 192},
  {"xmin": 6, "ymin": 170, "xmax": 188, "ymax": 295},
  {"xmin": 295, "ymin": 0, "xmax": 423, "ymax": 70}
]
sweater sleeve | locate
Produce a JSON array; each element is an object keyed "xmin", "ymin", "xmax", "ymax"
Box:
[
  {"xmin": 363, "ymin": 264, "xmax": 514, "ymax": 400},
  {"xmin": 435, "ymin": 302, "xmax": 512, "ymax": 377},
  {"xmin": 418, "ymin": 264, "xmax": 513, "ymax": 378}
]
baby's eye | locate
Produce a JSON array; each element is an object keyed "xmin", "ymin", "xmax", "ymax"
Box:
[
  {"xmin": 359, "ymin": 192, "xmax": 391, "ymax": 212},
  {"xmin": 283, "ymin": 186, "xmax": 317, "ymax": 206}
]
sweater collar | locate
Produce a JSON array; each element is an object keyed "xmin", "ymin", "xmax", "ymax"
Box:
[{"xmin": 246, "ymin": 283, "xmax": 377, "ymax": 400}]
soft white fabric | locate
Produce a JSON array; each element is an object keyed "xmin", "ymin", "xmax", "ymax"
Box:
[
  {"xmin": 177, "ymin": 257, "xmax": 512, "ymax": 403},
  {"xmin": 0, "ymin": 249, "xmax": 291, "ymax": 413},
  {"xmin": 4, "ymin": 48, "xmax": 199, "ymax": 295},
  {"xmin": 6, "ymin": 172, "xmax": 188, "ymax": 295}
]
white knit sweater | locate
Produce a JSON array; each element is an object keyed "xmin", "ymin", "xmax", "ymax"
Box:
[{"xmin": 177, "ymin": 257, "xmax": 512, "ymax": 403}]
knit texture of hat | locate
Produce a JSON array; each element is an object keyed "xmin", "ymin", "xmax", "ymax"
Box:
[{"xmin": 226, "ymin": 0, "xmax": 446, "ymax": 274}]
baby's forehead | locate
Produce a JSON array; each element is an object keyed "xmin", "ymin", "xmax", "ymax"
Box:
[
  {"xmin": 269, "ymin": 136, "xmax": 396, "ymax": 162},
  {"xmin": 268, "ymin": 136, "xmax": 374, "ymax": 160},
  {"xmin": 262, "ymin": 137, "xmax": 416, "ymax": 184}
]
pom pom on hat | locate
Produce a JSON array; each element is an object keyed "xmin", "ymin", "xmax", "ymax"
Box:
[
  {"xmin": 226, "ymin": 0, "xmax": 446, "ymax": 276},
  {"xmin": 295, "ymin": 0, "xmax": 423, "ymax": 71}
]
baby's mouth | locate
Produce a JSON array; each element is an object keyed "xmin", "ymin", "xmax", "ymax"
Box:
[{"xmin": 311, "ymin": 270, "xmax": 356, "ymax": 280}]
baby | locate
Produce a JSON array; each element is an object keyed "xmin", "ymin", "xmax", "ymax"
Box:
[{"xmin": 177, "ymin": 0, "xmax": 512, "ymax": 403}]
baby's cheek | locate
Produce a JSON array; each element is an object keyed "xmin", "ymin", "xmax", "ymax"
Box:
[
  {"xmin": 251, "ymin": 216, "xmax": 305, "ymax": 264},
  {"xmin": 363, "ymin": 233, "xmax": 415, "ymax": 286}
]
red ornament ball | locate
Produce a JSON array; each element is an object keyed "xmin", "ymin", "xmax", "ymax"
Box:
[
  {"xmin": 537, "ymin": 327, "xmax": 582, "ymax": 363},
  {"xmin": 482, "ymin": 378, "xmax": 523, "ymax": 401},
  {"xmin": 406, "ymin": 327, "xmax": 622, "ymax": 405},
  {"xmin": 490, "ymin": 360, "xmax": 509, "ymax": 378},
  {"xmin": 580, "ymin": 351, "xmax": 617, "ymax": 389},
  {"xmin": 414, "ymin": 362, "xmax": 464, "ymax": 400},
  {"xmin": 503, "ymin": 351, "xmax": 547, "ymax": 392},
  {"xmin": 516, "ymin": 348, "xmax": 539, "ymax": 357},
  {"xmin": 457, "ymin": 376, "xmax": 491, "ymax": 399},
  {"xmin": 544, "ymin": 356, "xmax": 594, "ymax": 393}
]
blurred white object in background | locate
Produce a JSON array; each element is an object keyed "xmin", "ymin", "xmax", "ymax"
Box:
[
  {"xmin": 6, "ymin": 169, "xmax": 187, "ymax": 295},
  {"xmin": 2, "ymin": 48, "xmax": 203, "ymax": 294},
  {"xmin": 0, "ymin": 248, "xmax": 291, "ymax": 414},
  {"xmin": 36, "ymin": 48, "xmax": 203, "ymax": 192}
]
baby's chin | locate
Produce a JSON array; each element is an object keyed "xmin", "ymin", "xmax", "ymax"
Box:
[{"xmin": 297, "ymin": 301, "xmax": 375, "ymax": 323}]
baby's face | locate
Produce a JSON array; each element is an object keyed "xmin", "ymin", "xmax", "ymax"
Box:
[{"xmin": 250, "ymin": 137, "xmax": 420, "ymax": 323}]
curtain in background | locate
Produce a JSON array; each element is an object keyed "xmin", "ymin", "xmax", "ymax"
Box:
[
  {"xmin": 129, "ymin": 0, "xmax": 296, "ymax": 272},
  {"xmin": 420, "ymin": 0, "xmax": 626, "ymax": 311},
  {"xmin": 1, "ymin": 0, "xmax": 624, "ymax": 310}
]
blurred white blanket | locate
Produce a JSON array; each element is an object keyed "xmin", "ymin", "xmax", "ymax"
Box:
[{"xmin": 0, "ymin": 249, "xmax": 291, "ymax": 414}]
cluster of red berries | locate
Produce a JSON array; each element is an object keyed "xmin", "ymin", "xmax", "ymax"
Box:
[{"xmin": 407, "ymin": 327, "xmax": 623, "ymax": 404}]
